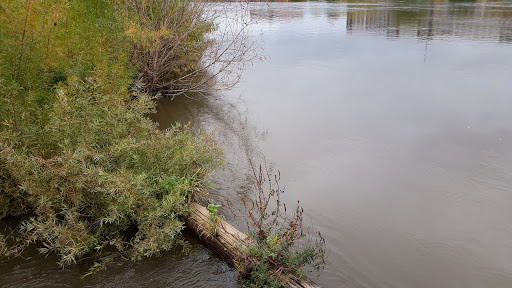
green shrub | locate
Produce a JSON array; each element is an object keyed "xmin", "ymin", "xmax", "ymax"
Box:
[{"xmin": 0, "ymin": 0, "xmax": 223, "ymax": 266}]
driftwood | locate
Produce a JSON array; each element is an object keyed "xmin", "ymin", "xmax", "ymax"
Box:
[{"xmin": 184, "ymin": 202, "xmax": 321, "ymax": 288}]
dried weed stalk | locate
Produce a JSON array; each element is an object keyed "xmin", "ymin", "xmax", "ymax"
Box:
[{"xmin": 228, "ymin": 160, "xmax": 327, "ymax": 287}]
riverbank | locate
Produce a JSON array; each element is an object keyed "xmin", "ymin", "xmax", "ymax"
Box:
[{"xmin": 0, "ymin": 1, "xmax": 325, "ymax": 287}]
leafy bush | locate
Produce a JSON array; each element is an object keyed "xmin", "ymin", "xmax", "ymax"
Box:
[{"xmin": 0, "ymin": 0, "xmax": 223, "ymax": 266}]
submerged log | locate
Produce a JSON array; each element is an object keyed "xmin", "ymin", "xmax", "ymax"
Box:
[{"xmin": 184, "ymin": 202, "xmax": 321, "ymax": 288}]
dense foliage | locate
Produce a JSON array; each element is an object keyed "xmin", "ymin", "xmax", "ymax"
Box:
[{"xmin": 0, "ymin": 0, "xmax": 222, "ymax": 266}]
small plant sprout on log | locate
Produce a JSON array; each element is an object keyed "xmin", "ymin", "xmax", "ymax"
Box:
[{"xmin": 207, "ymin": 203, "xmax": 221, "ymax": 235}]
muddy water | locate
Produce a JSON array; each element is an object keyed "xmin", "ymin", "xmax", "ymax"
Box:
[
  {"xmin": 2, "ymin": 1, "xmax": 512, "ymax": 288},
  {"xmin": 159, "ymin": 1, "xmax": 512, "ymax": 287}
]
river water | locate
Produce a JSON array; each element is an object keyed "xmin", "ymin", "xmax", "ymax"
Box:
[
  {"xmin": 2, "ymin": 1, "xmax": 512, "ymax": 287},
  {"xmin": 157, "ymin": 1, "xmax": 512, "ymax": 287}
]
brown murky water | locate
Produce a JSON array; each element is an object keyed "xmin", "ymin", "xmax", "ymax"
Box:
[
  {"xmin": 2, "ymin": 1, "xmax": 512, "ymax": 287},
  {"xmin": 157, "ymin": 1, "xmax": 512, "ymax": 287}
]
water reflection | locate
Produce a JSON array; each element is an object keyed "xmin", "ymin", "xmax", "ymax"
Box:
[
  {"xmin": 347, "ymin": 2, "xmax": 512, "ymax": 43},
  {"xmin": 152, "ymin": 94, "xmax": 267, "ymax": 228},
  {"xmin": 249, "ymin": 0, "xmax": 512, "ymax": 43}
]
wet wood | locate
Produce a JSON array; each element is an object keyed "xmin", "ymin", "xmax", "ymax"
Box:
[{"xmin": 184, "ymin": 202, "xmax": 320, "ymax": 288}]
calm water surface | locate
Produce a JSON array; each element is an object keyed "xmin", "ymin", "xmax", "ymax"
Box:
[{"xmin": 3, "ymin": 1, "xmax": 512, "ymax": 287}]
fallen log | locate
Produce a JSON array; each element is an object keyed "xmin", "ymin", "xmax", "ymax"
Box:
[{"xmin": 184, "ymin": 202, "xmax": 321, "ymax": 288}]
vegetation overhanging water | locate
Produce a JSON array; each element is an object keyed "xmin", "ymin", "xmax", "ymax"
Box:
[{"xmin": 2, "ymin": 0, "xmax": 512, "ymax": 287}]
